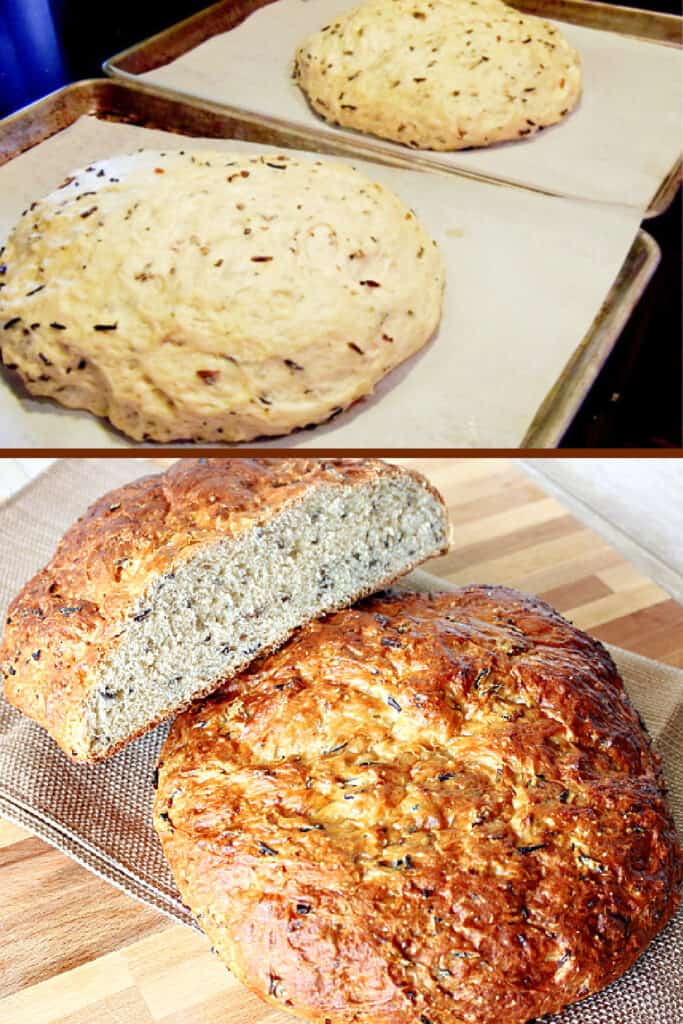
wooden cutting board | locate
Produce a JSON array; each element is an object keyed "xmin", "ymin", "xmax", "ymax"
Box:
[{"xmin": 1, "ymin": 457, "xmax": 682, "ymax": 1024}]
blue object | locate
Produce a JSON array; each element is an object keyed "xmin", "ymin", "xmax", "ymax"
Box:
[{"xmin": 0, "ymin": 0, "xmax": 68, "ymax": 116}]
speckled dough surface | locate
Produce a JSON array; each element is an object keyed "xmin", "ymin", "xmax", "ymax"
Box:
[
  {"xmin": 156, "ymin": 586, "xmax": 682, "ymax": 1024},
  {"xmin": 294, "ymin": 0, "xmax": 582, "ymax": 150},
  {"xmin": 0, "ymin": 150, "xmax": 444, "ymax": 443}
]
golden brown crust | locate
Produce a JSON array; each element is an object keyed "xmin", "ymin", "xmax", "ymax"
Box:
[
  {"xmin": 0, "ymin": 459, "xmax": 447, "ymax": 762},
  {"xmin": 155, "ymin": 586, "xmax": 682, "ymax": 1024}
]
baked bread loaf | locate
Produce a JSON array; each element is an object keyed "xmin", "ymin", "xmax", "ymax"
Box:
[
  {"xmin": 0, "ymin": 150, "xmax": 444, "ymax": 442},
  {"xmin": 293, "ymin": 0, "xmax": 581, "ymax": 151},
  {"xmin": 155, "ymin": 586, "xmax": 682, "ymax": 1024},
  {"xmin": 0, "ymin": 459, "xmax": 449, "ymax": 763}
]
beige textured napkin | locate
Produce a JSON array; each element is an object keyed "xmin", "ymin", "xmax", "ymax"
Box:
[{"xmin": 0, "ymin": 459, "xmax": 680, "ymax": 1022}]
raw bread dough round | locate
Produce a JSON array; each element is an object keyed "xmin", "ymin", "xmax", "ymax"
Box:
[
  {"xmin": 294, "ymin": 0, "xmax": 582, "ymax": 150},
  {"xmin": 0, "ymin": 150, "xmax": 444, "ymax": 442}
]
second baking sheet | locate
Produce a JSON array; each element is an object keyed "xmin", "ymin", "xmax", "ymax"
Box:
[
  {"xmin": 115, "ymin": 0, "xmax": 683, "ymax": 210},
  {"xmin": 0, "ymin": 110, "xmax": 642, "ymax": 448}
]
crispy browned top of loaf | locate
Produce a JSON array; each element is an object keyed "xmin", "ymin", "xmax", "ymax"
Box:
[
  {"xmin": 1, "ymin": 458, "xmax": 437, "ymax": 750},
  {"xmin": 156, "ymin": 586, "xmax": 682, "ymax": 1024}
]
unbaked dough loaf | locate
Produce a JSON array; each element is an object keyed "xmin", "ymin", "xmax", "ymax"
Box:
[
  {"xmin": 0, "ymin": 150, "xmax": 444, "ymax": 442},
  {"xmin": 155, "ymin": 586, "xmax": 681, "ymax": 1024},
  {"xmin": 294, "ymin": 0, "xmax": 582, "ymax": 150}
]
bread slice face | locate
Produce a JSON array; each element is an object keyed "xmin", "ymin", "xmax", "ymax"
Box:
[
  {"xmin": 294, "ymin": 0, "xmax": 582, "ymax": 151},
  {"xmin": 1, "ymin": 459, "xmax": 449, "ymax": 762}
]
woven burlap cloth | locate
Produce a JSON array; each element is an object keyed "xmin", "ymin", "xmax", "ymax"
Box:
[{"xmin": 0, "ymin": 460, "xmax": 680, "ymax": 1022}]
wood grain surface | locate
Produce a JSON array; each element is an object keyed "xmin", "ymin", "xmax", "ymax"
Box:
[{"xmin": 1, "ymin": 457, "xmax": 681, "ymax": 1024}]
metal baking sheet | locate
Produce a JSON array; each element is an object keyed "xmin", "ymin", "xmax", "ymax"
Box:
[
  {"xmin": 104, "ymin": 0, "xmax": 682, "ymax": 216},
  {"xmin": 0, "ymin": 79, "xmax": 650, "ymax": 450}
]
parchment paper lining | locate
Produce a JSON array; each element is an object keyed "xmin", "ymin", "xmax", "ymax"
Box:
[{"xmin": 128, "ymin": 0, "xmax": 683, "ymax": 209}]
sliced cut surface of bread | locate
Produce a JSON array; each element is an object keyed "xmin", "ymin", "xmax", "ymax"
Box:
[{"xmin": 0, "ymin": 458, "xmax": 449, "ymax": 762}]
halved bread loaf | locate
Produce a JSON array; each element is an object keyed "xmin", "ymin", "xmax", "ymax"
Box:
[{"xmin": 0, "ymin": 458, "xmax": 449, "ymax": 762}]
